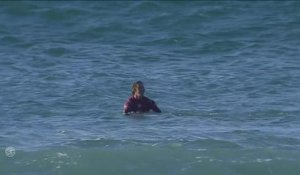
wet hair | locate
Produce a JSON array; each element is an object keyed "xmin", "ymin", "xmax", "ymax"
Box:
[{"xmin": 132, "ymin": 81, "xmax": 144, "ymax": 95}]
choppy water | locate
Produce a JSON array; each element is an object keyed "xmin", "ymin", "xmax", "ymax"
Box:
[{"xmin": 0, "ymin": 1, "xmax": 300, "ymax": 175}]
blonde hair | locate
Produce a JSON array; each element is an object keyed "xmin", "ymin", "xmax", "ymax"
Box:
[{"xmin": 131, "ymin": 81, "xmax": 143, "ymax": 95}]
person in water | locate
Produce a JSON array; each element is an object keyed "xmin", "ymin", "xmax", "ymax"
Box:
[{"xmin": 124, "ymin": 81, "xmax": 161, "ymax": 114}]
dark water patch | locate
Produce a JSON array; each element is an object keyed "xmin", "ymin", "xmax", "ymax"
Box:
[
  {"xmin": 40, "ymin": 8, "xmax": 81, "ymax": 22},
  {"xmin": 44, "ymin": 47, "xmax": 71, "ymax": 57},
  {"xmin": 0, "ymin": 24, "xmax": 9, "ymax": 34},
  {"xmin": 0, "ymin": 1, "xmax": 38, "ymax": 16},
  {"xmin": 1, "ymin": 35, "xmax": 23, "ymax": 45},
  {"xmin": 24, "ymin": 56, "xmax": 63, "ymax": 69},
  {"xmin": 29, "ymin": 2, "xmax": 90, "ymax": 22},
  {"xmin": 200, "ymin": 40, "xmax": 245, "ymax": 54},
  {"xmin": 75, "ymin": 24, "xmax": 143, "ymax": 43},
  {"xmin": 127, "ymin": 1, "xmax": 161, "ymax": 16}
]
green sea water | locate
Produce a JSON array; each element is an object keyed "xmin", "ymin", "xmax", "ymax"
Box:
[{"xmin": 0, "ymin": 1, "xmax": 300, "ymax": 175}]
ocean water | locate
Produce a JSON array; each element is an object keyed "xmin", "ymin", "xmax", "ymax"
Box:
[{"xmin": 0, "ymin": 1, "xmax": 300, "ymax": 175}]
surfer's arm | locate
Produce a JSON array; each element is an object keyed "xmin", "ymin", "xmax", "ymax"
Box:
[
  {"xmin": 123, "ymin": 100, "xmax": 133, "ymax": 114},
  {"xmin": 150, "ymin": 100, "xmax": 161, "ymax": 113}
]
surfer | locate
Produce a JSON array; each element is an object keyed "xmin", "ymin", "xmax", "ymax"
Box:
[{"xmin": 123, "ymin": 81, "xmax": 161, "ymax": 114}]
